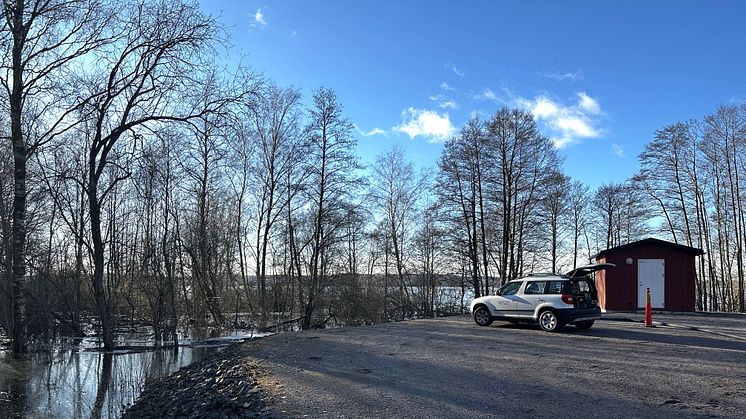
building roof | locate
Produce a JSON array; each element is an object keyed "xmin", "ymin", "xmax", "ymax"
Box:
[{"xmin": 595, "ymin": 237, "xmax": 705, "ymax": 259}]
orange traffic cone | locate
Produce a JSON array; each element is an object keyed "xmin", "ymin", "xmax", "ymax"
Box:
[{"xmin": 644, "ymin": 287, "xmax": 653, "ymax": 327}]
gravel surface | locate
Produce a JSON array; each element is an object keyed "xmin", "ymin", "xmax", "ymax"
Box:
[
  {"xmin": 122, "ymin": 345, "xmax": 274, "ymax": 419},
  {"xmin": 247, "ymin": 314, "xmax": 746, "ymax": 418}
]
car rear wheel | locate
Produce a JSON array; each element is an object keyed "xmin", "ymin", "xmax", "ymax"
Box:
[
  {"xmin": 575, "ymin": 320, "xmax": 594, "ymax": 330},
  {"xmin": 473, "ymin": 306, "xmax": 493, "ymax": 326},
  {"xmin": 538, "ymin": 309, "xmax": 562, "ymax": 332}
]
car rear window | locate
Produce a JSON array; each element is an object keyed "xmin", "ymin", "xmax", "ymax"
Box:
[
  {"xmin": 575, "ymin": 280, "xmax": 591, "ymax": 292},
  {"xmin": 545, "ymin": 281, "xmax": 564, "ymax": 294},
  {"xmin": 565, "ymin": 279, "xmax": 594, "ymax": 294}
]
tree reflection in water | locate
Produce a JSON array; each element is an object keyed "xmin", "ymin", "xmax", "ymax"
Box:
[{"xmin": 0, "ymin": 345, "xmax": 215, "ymax": 418}]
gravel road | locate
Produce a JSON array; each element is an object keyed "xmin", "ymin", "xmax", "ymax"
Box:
[{"xmin": 246, "ymin": 314, "xmax": 746, "ymax": 418}]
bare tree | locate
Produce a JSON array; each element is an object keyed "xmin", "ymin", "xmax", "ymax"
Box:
[
  {"xmin": 77, "ymin": 1, "xmax": 235, "ymax": 349},
  {"xmin": 1, "ymin": 0, "xmax": 109, "ymax": 353},
  {"xmin": 249, "ymin": 84, "xmax": 304, "ymax": 314},
  {"xmin": 567, "ymin": 180, "xmax": 590, "ymax": 268},
  {"xmin": 370, "ymin": 145, "xmax": 422, "ymax": 320},
  {"xmin": 704, "ymin": 105, "xmax": 746, "ymax": 312},
  {"xmin": 540, "ymin": 171, "xmax": 569, "ymax": 273},
  {"xmin": 301, "ymin": 87, "xmax": 361, "ymax": 329},
  {"xmin": 485, "ymin": 108, "xmax": 560, "ymax": 281},
  {"xmin": 436, "ymin": 126, "xmax": 483, "ymax": 298}
]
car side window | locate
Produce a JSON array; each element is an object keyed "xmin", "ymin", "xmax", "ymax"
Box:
[
  {"xmin": 545, "ymin": 281, "xmax": 563, "ymax": 294},
  {"xmin": 498, "ymin": 281, "xmax": 522, "ymax": 296},
  {"xmin": 524, "ymin": 281, "xmax": 546, "ymax": 295}
]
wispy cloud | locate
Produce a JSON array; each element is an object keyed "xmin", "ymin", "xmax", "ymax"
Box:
[
  {"xmin": 537, "ymin": 70, "xmax": 584, "ymax": 82},
  {"xmin": 445, "ymin": 62, "xmax": 465, "ymax": 78},
  {"xmin": 440, "ymin": 82, "xmax": 455, "ymax": 91},
  {"xmin": 253, "ymin": 9, "xmax": 266, "ymax": 27},
  {"xmin": 611, "ymin": 143, "xmax": 624, "ymax": 158},
  {"xmin": 356, "ymin": 126, "xmax": 387, "ymax": 137},
  {"xmin": 394, "ymin": 108, "xmax": 456, "ymax": 143},
  {"xmin": 509, "ymin": 91, "xmax": 604, "ymax": 148},
  {"xmin": 429, "ymin": 94, "xmax": 459, "ymax": 110},
  {"xmin": 474, "ymin": 88, "xmax": 497, "ymax": 101},
  {"xmin": 439, "ymin": 100, "xmax": 458, "ymax": 110}
]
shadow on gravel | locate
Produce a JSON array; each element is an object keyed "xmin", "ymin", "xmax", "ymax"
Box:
[
  {"xmin": 482, "ymin": 320, "xmax": 746, "ymax": 353},
  {"xmin": 251, "ymin": 329, "xmax": 715, "ymax": 418},
  {"xmin": 580, "ymin": 325, "xmax": 746, "ymax": 353}
]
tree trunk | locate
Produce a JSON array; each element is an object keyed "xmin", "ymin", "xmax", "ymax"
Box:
[
  {"xmin": 9, "ymin": 0, "xmax": 28, "ymax": 354},
  {"xmin": 89, "ymin": 184, "xmax": 114, "ymax": 350}
]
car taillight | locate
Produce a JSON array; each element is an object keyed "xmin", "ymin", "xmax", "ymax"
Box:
[{"xmin": 561, "ymin": 294, "xmax": 575, "ymax": 304}]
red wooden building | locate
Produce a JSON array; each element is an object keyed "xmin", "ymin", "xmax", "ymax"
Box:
[{"xmin": 594, "ymin": 238, "xmax": 704, "ymax": 312}]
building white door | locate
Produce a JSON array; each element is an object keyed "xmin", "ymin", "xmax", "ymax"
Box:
[{"xmin": 638, "ymin": 259, "xmax": 664, "ymax": 308}]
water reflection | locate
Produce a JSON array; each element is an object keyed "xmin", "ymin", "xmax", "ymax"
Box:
[{"xmin": 0, "ymin": 341, "xmax": 220, "ymax": 418}]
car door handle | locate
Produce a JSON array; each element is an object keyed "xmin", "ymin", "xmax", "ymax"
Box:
[{"xmin": 536, "ymin": 298, "xmax": 544, "ymax": 301}]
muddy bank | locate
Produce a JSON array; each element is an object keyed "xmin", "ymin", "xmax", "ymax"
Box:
[{"xmin": 122, "ymin": 344, "xmax": 274, "ymax": 419}]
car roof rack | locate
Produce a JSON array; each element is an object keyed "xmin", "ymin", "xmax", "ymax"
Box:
[{"xmin": 519, "ymin": 272, "xmax": 559, "ymax": 279}]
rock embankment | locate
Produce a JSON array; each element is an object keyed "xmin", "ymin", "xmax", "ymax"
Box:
[{"xmin": 122, "ymin": 344, "xmax": 274, "ymax": 419}]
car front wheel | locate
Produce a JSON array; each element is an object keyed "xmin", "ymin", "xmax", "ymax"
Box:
[
  {"xmin": 575, "ymin": 320, "xmax": 594, "ymax": 330},
  {"xmin": 538, "ymin": 310, "xmax": 562, "ymax": 332},
  {"xmin": 473, "ymin": 306, "xmax": 493, "ymax": 326}
]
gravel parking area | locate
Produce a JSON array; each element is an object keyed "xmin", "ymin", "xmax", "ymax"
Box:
[{"xmin": 247, "ymin": 314, "xmax": 746, "ymax": 418}]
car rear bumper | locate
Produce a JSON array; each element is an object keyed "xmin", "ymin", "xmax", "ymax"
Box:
[{"xmin": 556, "ymin": 307, "xmax": 601, "ymax": 323}]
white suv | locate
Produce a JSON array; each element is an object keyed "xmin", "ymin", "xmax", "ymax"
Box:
[{"xmin": 469, "ymin": 263, "xmax": 614, "ymax": 332}]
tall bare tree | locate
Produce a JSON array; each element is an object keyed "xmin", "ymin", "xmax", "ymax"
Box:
[
  {"xmin": 249, "ymin": 84, "xmax": 304, "ymax": 314},
  {"xmin": 371, "ymin": 145, "xmax": 422, "ymax": 319},
  {"xmin": 301, "ymin": 87, "xmax": 361, "ymax": 329},
  {"xmin": 1, "ymin": 0, "xmax": 109, "ymax": 353},
  {"xmin": 485, "ymin": 108, "xmax": 559, "ymax": 281},
  {"xmin": 77, "ymin": 1, "xmax": 235, "ymax": 349},
  {"xmin": 541, "ymin": 171, "xmax": 569, "ymax": 273}
]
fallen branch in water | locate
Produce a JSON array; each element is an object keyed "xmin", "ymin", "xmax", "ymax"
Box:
[{"xmin": 259, "ymin": 316, "xmax": 305, "ymax": 332}]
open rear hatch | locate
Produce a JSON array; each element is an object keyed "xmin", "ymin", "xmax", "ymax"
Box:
[
  {"xmin": 564, "ymin": 263, "xmax": 615, "ymax": 279},
  {"xmin": 563, "ymin": 263, "xmax": 615, "ymax": 308},
  {"xmin": 563, "ymin": 279, "xmax": 597, "ymax": 308}
]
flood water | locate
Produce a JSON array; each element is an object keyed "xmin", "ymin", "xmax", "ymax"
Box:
[{"xmin": 0, "ymin": 329, "xmax": 266, "ymax": 419}]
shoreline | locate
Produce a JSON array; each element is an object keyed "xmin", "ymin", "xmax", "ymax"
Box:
[{"xmin": 122, "ymin": 343, "xmax": 275, "ymax": 418}]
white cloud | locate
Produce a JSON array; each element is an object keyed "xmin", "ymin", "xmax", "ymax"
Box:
[
  {"xmin": 254, "ymin": 9, "xmax": 266, "ymax": 27},
  {"xmin": 475, "ymin": 88, "xmax": 497, "ymax": 101},
  {"xmin": 356, "ymin": 126, "xmax": 387, "ymax": 137},
  {"xmin": 508, "ymin": 92, "xmax": 604, "ymax": 148},
  {"xmin": 445, "ymin": 62, "xmax": 465, "ymax": 78},
  {"xmin": 577, "ymin": 92, "xmax": 600, "ymax": 114},
  {"xmin": 532, "ymin": 97, "xmax": 559, "ymax": 119},
  {"xmin": 394, "ymin": 108, "xmax": 456, "ymax": 143},
  {"xmin": 440, "ymin": 82, "xmax": 455, "ymax": 91},
  {"xmin": 439, "ymin": 100, "xmax": 458, "ymax": 110},
  {"xmin": 552, "ymin": 137, "xmax": 575, "ymax": 149},
  {"xmin": 291, "ymin": 30, "xmax": 297, "ymax": 37},
  {"xmin": 429, "ymin": 94, "xmax": 459, "ymax": 110},
  {"xmin": 611, "ymin": 143, "xmax": 624, "ymax": 158},
  {"xmin": 556, "ymin": 117, "xmax": 597, "ymax": 138},
  {"xmin": 538, "ymin": 71, "xmax": 584, "ymax": 82}
]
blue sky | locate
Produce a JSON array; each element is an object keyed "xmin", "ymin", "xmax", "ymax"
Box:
[{"xmin": 199, "ymin": 0, "xmax": 746, "ymax": 189}]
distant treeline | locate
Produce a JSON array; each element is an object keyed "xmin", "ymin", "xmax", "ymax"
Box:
[{"xmin": 1, "ymin": 0, "xmax": 744, "ymax": 354}]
